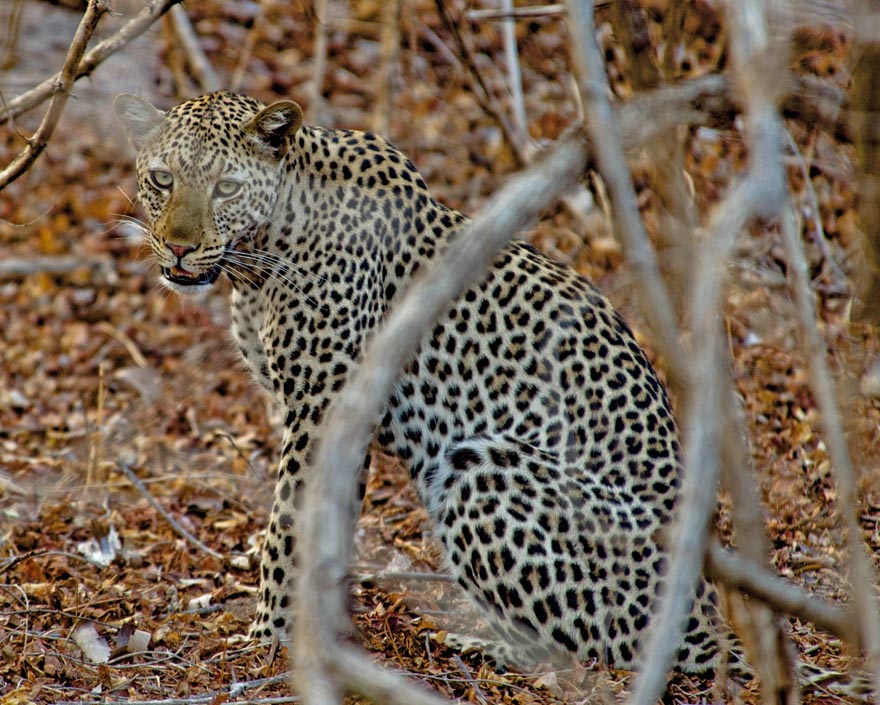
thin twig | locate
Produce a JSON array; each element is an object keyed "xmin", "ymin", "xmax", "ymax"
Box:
[
  {"xmin": 783, "ymin": 128, "xmax": 849, "ymax": 291},
  {"xmin": 500, "ymin": 0, "xmax": 527, "ymax": 134},
  {"xmin": 0, "ymin": 0, "xmax": 110, "ymax": 191},
  {"xmin": 294, "ymin": 134, "xmax": 589, "ymax": 705},
  {"xmin": 0, "ymin": 0, "xmax": 183, "ymax": 126},
  {"xmin": 96, "ymin": 321, "xmax": 150, "ymax": 368},
  {"xmin": 781, "ymin": 204, "xmax": 880, "ymax": 698},
  {"xmin": 56, "ymin": 687, "xmax": 296, "ymax": 705},
  {"xmin": 466, "ymin": 4, "xmax": 566, "ymax": 21},
  {"xmin": 0, "ymin": 549, "xmax": 50, "ymax": 578},
  {"xmin": 117, "ymin": 460, "xmax": 225, "ymax": 562},
  {"xmin": 229, "ymin": 0, "xmax": 266, "ymax": 93},
  {"xmin": 452, "ymin": 654, "xmax": 488, "ymax": 704},
  {"xmin": 434, "ymin": 0, "xmax": 535, "ymax": 164},
  {"xmin": 354, "ymin": 570, "xmax": 455, "ymax": 583},
  {"xmin": 436, "ymin": 1, "xmax": 606, "ymax": 242}
]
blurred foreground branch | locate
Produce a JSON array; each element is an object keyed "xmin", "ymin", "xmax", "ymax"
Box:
[
  {"xmin": 623, "ymin": 0, "xmax": 797, "ymax": 700},
  {"xmin": 710, "ymin": 5, "xmax": 799, "ymax": 704},
  {"xmin": 781, "ymin": 206, "xmax": 880, "ymax": 697},
  {"xmin": 705, "ymin": 541, "xmax": 857, "ymax": 643},
  {"xmin": 294, "ymin": 133, "xmax": 589, "ymax": 705},
  {"xmin": 565, "ymin": 0, "xmax": 687, "ymax": 391},
  {"xmin": 289, "ymin": 4, "xmax": 871, "ymax": 702}
]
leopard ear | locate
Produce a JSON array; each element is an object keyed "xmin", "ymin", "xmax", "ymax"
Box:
[
  {"xmin": 114, "ymin": 94, "xmax": 165, "ymax": 150},
  {"xmin": 244, "ymin": 100, "xmax": 303, "ymax": 157}
]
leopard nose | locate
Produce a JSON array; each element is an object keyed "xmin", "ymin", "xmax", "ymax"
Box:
[{"xmin": 167, "ymin": 242, "xmax": 197, "ymax": 260}]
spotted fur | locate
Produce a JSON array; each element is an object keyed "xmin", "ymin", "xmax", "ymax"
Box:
[{"xmin": 115, "ymin": 90, "xmax": 735, "ymax": 674}]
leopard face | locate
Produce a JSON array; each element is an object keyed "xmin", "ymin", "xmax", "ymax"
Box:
[{"xmin": 115, "ymin": 92, "xmax": 302, "ymax": 294}]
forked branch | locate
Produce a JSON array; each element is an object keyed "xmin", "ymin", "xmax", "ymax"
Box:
[
  {"xmin": 0, "ymin": 0, "xmax": 182, "ymax": 127},
  {"xmin": 0, "ymin": 0, "xmax": 110, "ymax": 191}
]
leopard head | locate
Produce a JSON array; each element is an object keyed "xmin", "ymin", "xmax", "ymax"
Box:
[{"xmin": 114, "ymin": 91, "xmax": 303, "ymax": 293}]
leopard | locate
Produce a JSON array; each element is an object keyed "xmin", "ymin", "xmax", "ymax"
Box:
[{"xmin": 114, "ymin": 90, "xmax": 736, "ymax": 676}]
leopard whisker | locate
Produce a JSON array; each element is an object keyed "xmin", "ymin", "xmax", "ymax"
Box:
[
  {"xmin": 234, "ymin": 248, "xmax": 327, "ymax": 287},
  {"xmin": 224, "ymin": 252, "xmax": 331, "ymax": 314},
  {"xmin": 218, "ymin": 261, "xmax": 257, "ymax": 290},
  {"xmin": 108, "ymin": 213, "xmax": 152, "ymax": 242}
]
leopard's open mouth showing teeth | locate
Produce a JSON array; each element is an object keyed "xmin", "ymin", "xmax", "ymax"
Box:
[{"xmin": 161, "ymin": 264, "xmax": 222, "ymax": 286}]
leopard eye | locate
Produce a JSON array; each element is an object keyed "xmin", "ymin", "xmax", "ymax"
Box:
[
  {"xmin": 213, "ymin": 179, "xmax": 242, "ymax": 199},
  {"xmin": 147, "ymin": 169, "xmax": 173, "ymax": 190}
]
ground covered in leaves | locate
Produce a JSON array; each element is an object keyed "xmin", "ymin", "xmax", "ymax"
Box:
[{"xmin": 1, "ymin": 0, "xmax": 880, "ymax": 703}]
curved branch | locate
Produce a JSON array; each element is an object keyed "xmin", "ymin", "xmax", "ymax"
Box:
[{"xmin": 294, "ymin": 133, "xmax": 589, "ymax": 704}]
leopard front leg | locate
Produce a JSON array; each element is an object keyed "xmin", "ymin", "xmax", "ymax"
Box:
[
  {"xmin": 249, "ymin": 414, "xmax": 372, "ymax": 642},
  {"xmin": 249, "ymin": 421, "xmax": 305, "ymax": 641}
]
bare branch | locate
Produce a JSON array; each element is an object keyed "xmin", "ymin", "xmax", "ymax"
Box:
[
  {"xmin": 500, "ymin": 0, "xmax": 527, "ymax": 134},
  {"xmin": 0, "ymin": 0, "xmax": 182, "ymax": 126},
  {"xmin": 564, "ymin": 0, "xmax": 687, "ymax": 390},
  {"xmin": 0, "ymin": 0, "xmax": 110, "ymax": 191},
  {"xmin": 563, "ymin": 0, "xmax": 795, "ymax": 697},
  {"xmin": 163, "ymin": 4, "xmax": 220, "ymax": 94},
  {"xmin": 705, "ymin": 541, "xmax": 858, "ymax": 644},
  {"xmin": 331, "ymin": 643, "xmax": 453, "ymax": 705},
  {"xmin": 628, "ymin": 187, "xmax": 742, "ymax": 705},
  {"xmin": 294, "ymin": 133, "xmax": 589, "ymax": 705},
  {"xmin": 780, "ymin": 205, "xmax": 880, "ymax": 697},
  {"xmin": 718, "ymin": 387, "xmax": 799, "ymax": 703},
  {"xmin": 559, "ymin": 9, "xmax": 774, "ymax": 692},
  {"xmin": 0, "ymin": 255, "xmax": 113, "ymax": 279}
]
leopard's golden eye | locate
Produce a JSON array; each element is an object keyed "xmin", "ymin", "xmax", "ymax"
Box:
[
  {"xmin": 213, "ymin": 179, "xmax": 242, "ymax": 199},
  {"xmin": 148, "ymin": 169, "xmax": 173, "ymax": 190}
]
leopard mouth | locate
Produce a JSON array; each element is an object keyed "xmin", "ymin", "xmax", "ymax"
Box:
[{"xmin": 161, "ymin": 263, "xmax": 222, "ymax": 286}]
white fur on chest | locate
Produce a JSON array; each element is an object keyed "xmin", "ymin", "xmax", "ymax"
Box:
[{"xmin": 230, "ymin": 287, "xmax": 273, "ymax": 393}]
